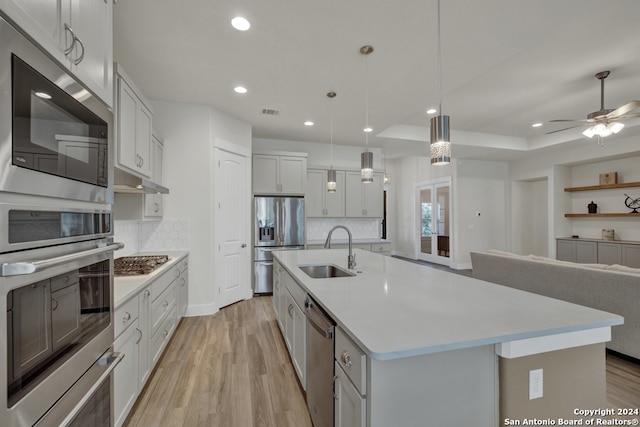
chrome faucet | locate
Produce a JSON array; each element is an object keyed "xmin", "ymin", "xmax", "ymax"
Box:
[{"xmin": 324, "ymin": 225, "xmax": 357, "ymax": 269}]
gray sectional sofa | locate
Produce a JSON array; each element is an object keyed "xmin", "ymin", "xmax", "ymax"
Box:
[{"xmin": 471, "ymin": 250, "xmax": 640, "ymax": 360}]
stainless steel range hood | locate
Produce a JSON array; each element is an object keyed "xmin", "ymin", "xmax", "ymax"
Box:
[{"xmin": 114, "ymin": 168, "xmax": 169, "ymax": 194}]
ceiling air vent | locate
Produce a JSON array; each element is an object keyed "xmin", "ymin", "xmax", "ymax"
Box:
[{"xmin": 262, "ymin": 108, "xmax": 280, "ymax": 116}]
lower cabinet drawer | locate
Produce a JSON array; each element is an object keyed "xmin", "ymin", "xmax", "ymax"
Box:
[
  {"xmin": 151, "ymin": 283, "xmax": 176, "ymax": 334},
  {"xmin": 151, "ymin": 305, "xmax": 177, "ymax": 365},
  {"xmin": 115, "ymin": 296, "xmax": 139, "ymax": 339},
  {"xmin": 335, "ymin": 327, "xmax": 367, "ymax": 395}
]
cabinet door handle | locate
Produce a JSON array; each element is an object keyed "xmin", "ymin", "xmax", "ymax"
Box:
[
  {"xmin": 288, "ymin": 303, "xmax": 294, "ymax": 318},
  {"xmin": 136, "ymin": 328, "xmax": 143, "ymax": 344},
  {"xmin": 63, "ymin": 23, "xmax": 76, "ymax": 55},
  {"xmin": 51, "ymin": 298, "xmax": 59, "ymax": 311},
  {"xmin": 333, "ymin": 374, "xmax": 339, "ymax": 400},
  {"xmin": 163, "ymin": 300, "xmax": 169, "ymax": 308},
  {"xmin": 144, "ymin": 289, "xmax": 151, "ymax": 297},
  {"xmin": 72, "ymin": 36, "xmax": 85, "ymax": 65}
]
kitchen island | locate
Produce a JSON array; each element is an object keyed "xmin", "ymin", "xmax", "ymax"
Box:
[{"xmin": 273, "ymin": 248, "xmax": 623, "ymax": 426}]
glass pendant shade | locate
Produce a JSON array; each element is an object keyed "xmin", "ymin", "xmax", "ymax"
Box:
[
  {"xmin": 327, "ymin": 169, "xmax": 337, "ymax": 192},
  {"xmin": 361, "ymin": 151, "xmax": 373, "ymax": 183},
  {"xmin": 384, "ymin": 173, "xmax": 391, "ymax": 185},
  {"xmin": 430, "ymin": 115, "xmax": 451, "ymax": 165}
]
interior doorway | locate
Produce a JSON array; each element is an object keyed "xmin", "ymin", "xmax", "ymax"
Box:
[{"xmin": 416, "ymin": 178, "xmax": 451, "ymax": 266}]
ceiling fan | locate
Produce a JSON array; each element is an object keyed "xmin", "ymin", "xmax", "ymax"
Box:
[{"xmin": 548, "ymin": 71, "xmax": 640, "ymax": 138}]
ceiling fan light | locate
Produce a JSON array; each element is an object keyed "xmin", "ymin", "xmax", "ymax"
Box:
[
  {"xmin": 582, "ymin": 127, "xmax": 595, "ymax": 138},
  {"xmin": 609, "ymin": 122, "xmax": 625, "ymax": 134},
  {"xmin": 592, "ymin": 123, "xmax": 607, "ymax": 136}
]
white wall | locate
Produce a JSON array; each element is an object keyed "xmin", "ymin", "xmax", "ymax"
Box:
[
  {"xmin": 150, "ymin": 100, "xmax": 251, "ymax": 315},
  {"xmin": 511, "ymin": 179, "xmax": 548, "ymax": 256}
]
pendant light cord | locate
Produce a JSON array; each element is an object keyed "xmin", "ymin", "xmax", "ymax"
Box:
[
  {"xmin": 365, "ymin": 52, "xmax": 370, "ymax": 152},
  {"xmin": 437, "ymin": 0, "xmax": 443, "ymax": 115}
]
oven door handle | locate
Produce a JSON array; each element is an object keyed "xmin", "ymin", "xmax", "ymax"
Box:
[{"xmin": 1, "ymin": 242, "xmax": 124, "ymax": 277}]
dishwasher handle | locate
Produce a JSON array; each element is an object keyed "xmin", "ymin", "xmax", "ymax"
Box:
[{"xmin": 305, "ymin": 295, "xmax": 334, "ymax": 339}]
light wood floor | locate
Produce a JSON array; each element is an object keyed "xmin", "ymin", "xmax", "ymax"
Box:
[
  {"xmin": 124, "ymin": 297, "xmax": 312, "ymax": 427},
  {"xmin": 125, "ymin": 296, "xmax": 640, "ymax": 427}
]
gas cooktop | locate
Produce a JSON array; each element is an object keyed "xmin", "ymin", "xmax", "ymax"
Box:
[{"xmin": 114, "ymin": 255, "xmax": 169, "ymax": 276}]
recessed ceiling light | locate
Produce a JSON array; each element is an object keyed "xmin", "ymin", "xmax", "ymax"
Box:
[
  {"xmin": 532, "ymin": 122, "xmax": 543, "ymax": 128},
  {"xmin": 304, "ymin": 121, "xmax": 314, "ymax": 126},
  {"xmin": 35, "ymin": 91, "xmax": 52, "ymax": 99},
  {"xmin": 234, "ymin": 86, "xmax": 247, "ymax": 94},
  {"xmin": 364, "ymin": 127, "xmax": 373, "ymax": 133},
  {"xmin": 231, "ymin": 17, "xmax": 250, "ymax": 31},
  {"xmin": 426, "ymin": 108, "xmax": 437, "ymax": 115}
]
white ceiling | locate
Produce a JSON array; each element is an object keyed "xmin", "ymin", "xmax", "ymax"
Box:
[{"xmin": 113, "ymin": 0, "xmax": 640, "ymax": 161}]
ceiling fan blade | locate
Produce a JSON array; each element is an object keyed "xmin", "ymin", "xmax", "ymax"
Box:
[
  {"xmin": 546, "ymin": 125, "xmax": 582, "ymax": 135},
  {"xmin": 549, "ymin": 118, "xmax": 590, "ymax": 123},
  {"xmin": 614, "ymin": 112, "xmax": 640, "ymax": 120},
  {"xmin": 607, "ymin": 100, "xmax": 640, "ymax": 118}
]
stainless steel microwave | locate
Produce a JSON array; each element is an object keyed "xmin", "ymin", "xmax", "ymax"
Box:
[{"xmin": 0, "ymin": 16, "xmax": 113, "ymax": 204}]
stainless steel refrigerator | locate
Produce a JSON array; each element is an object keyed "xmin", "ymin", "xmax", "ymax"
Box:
[{"xmin": 253, "ymin": 196, "xmax": 305, "ymax": 294}]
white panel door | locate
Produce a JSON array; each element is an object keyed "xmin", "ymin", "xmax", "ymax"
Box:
[{"xmin": 215, "ymin": 148, "xmax": 250, "ymax": 309}]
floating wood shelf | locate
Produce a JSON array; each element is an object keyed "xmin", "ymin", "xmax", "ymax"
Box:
[
  {"xmin": 564, "ymin": 213, "xmax": 640, "ymax": 218},
  {"xmin": 564, "ymin": 182, "xmax": 640, "ymax": 192}
]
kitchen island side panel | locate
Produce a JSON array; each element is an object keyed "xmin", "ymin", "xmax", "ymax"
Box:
[
  {"xmin": 499, "ymin": 343, "xmax": 606, "ymax": 423},
  {"xmin": 368, "ymin": 344, "xmax": 498, "ymax": 427}
]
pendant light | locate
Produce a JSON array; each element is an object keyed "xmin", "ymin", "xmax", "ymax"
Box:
[
  {"xmin": 430, "ymin": 0, "xmax": 451, "ymax": 165},
  {"xmin": 360, "ymin": 45, "xmax": 374, "ymax": 183},
  {"xmin": 327, "ymin": 91, "xmax": 337, "ymax": 192}
]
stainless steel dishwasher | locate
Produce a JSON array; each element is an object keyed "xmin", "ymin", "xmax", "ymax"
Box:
[{"xmin": 305, "ymin": 295, "xmax": 335, "ymax": 427}]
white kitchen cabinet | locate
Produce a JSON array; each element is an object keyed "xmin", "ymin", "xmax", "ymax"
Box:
[
  {"xmin": 115, "ymin": 64, "xmax": 153, "ymax": 179},
  {"xmin": 137, "ymin": 287, "xmax": 151, "ymax": 389},
  {"xmin": 113, "ymin": 318, "xmax": 140, "ymax": 427},
  {"xmin": 0, "ymin": 0, "xmax": 113, "ymax": 106},
  {"xmin": 113, "ymin": 254, "xmax": 187, "ymax": 425},
  {"xmin": 273, "ymin": 260, "xmax": 283, "ymax": 331},
  {"xmin": 144, "ymin": 135, "xmax": 165, "ymax": 218},
  {"xmin": 176, "ymin": 258, "xmax": 189, "ymax": 318},
  {"xmin": 252, "ymin": 153, "xmax": 307, "ymax": 194},
  {"xmin": 334, "ymin": 362, "xmax": 366, "ymax": 427},
  {"xmin": 345, "ymin": 171, "xmax": 383, "ymax": 218},
  {"xmin": 275, "ymin": 265, "xmax": 306, "ymax": 388},
  {"xmin": 307, "ymin": 169, "xmax": 345, "ymax": 217}
]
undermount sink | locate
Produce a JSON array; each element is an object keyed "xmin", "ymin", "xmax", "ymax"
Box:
[{"xmin": 298, "ymin": 264, "xmax": 356, "ymax": 279}]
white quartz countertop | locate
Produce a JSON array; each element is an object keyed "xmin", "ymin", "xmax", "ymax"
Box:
[
  {"xmin": 273, "ymin": 249, "xmax": 623, "ymax": 361},
  {"xmin": 114, "ymin": 251, "xmax": 188, "ymax": 307},
  {"xmin": 306, "ymin": 238, "xmax": 391, "ymax": 245}
]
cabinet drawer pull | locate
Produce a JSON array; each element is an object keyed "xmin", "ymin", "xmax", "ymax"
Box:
[
  {"xmin": 163, "ymin": 330, "xmax": 169, "ymax": 337},
  {"xmin": 123, "ymin": 312, "xmax": 131, "ymax": 322},
  {"xmin": 144, "ymin": 289, "xmax": 151, "ymax": 297},
  {"xmin": 163, "ymin": 300, "xmax": 169, "ymax": 308},
  {"xmin": 341, "ymin": 351, "xmax": 352, "ymax": 367}
]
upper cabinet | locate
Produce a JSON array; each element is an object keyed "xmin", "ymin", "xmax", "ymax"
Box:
[
  {"xmin": 144, "ymin": 135, "xmax": 164, "ymax": 218},
  {"xmin": 252, "ymin": 153, "xmax": 307, "ymax": 195},
  {"xmin": 0, "ymin": 0, "xmax": 113, "ymax": 106},
  {"xmin": 307, "ymin": 169, "xmax": 345, "ymax": 217},
  {"xmin": 115, "ymin": 64, "xmax": 153, "ymax": 179},
  {"xmin": 345, "ymin": 171, "xmax": 383, "ymax": 218}
]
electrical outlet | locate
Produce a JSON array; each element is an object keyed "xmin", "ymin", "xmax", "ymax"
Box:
[{"xmin": 529, "ymin": 368, "xmax": 543, "ymax": 400}]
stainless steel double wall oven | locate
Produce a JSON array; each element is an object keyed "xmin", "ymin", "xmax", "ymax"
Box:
[{"xmin": 0, "ymin": 14, "xmax": 122, "ymax": 426}]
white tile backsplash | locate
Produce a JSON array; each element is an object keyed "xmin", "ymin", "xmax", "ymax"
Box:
[
  {"xmin": 306, "ymin": 218, "xmax": 381, "ymax": 241},
  {"xmin": 114, "ymin": 219, "xmax": 189, "ymax": 257}
]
